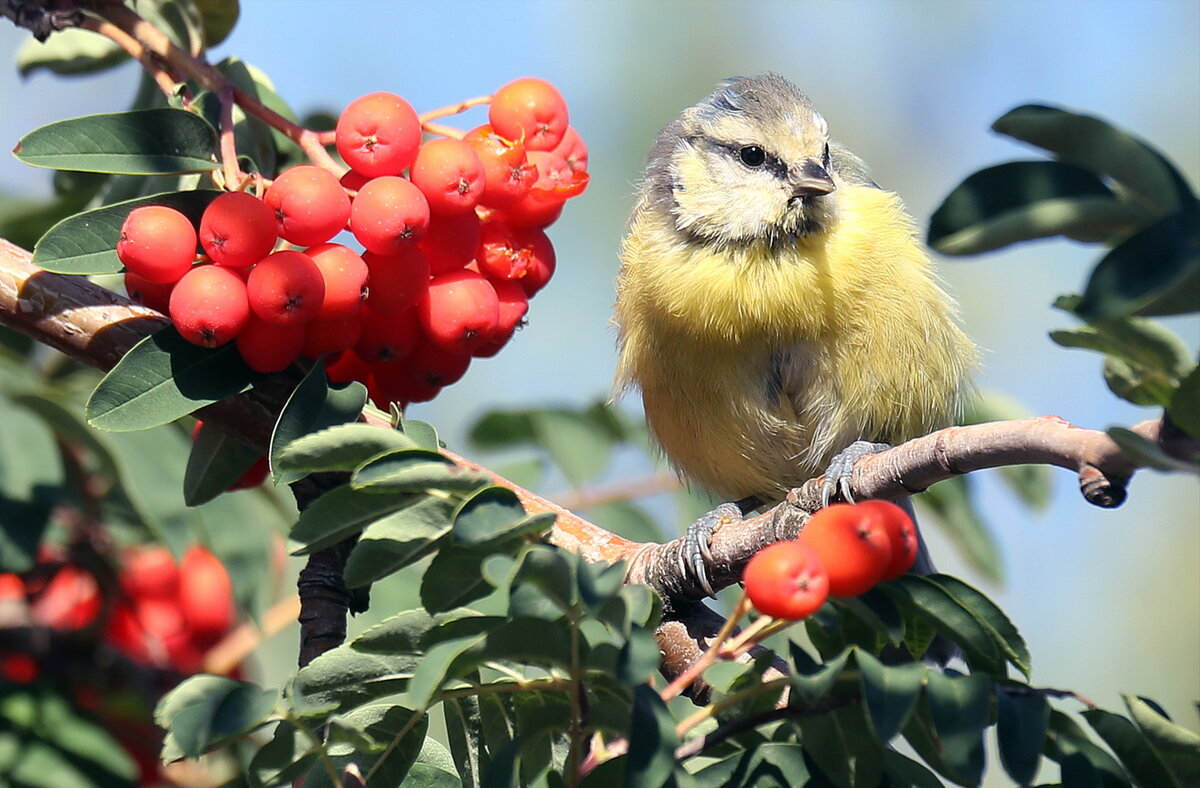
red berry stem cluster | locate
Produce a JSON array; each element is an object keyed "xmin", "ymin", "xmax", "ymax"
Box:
[{"xmin": 118, "ymin": 77, "xmax": 588, "ymax": 409}]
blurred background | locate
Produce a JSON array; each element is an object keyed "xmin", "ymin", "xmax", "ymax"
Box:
[{"xmin": 1, "ymin": 0, "xmax": 1196, "ymax": 782}]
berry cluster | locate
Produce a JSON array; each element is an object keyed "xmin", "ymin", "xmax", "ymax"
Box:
[
  {"xmin": 118, "ymin": 77, "xmax": 587, "ymax": 408},
  {"xmin": 0, "ymin": 544, "xmax": 237, "ymax": 681},
  {"xmin": 742, "ymin": 500, "xmax": 918, "ymax": 620}
]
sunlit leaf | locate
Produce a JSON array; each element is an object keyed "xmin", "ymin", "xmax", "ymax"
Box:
[
  {"xmin": 273, "ymin": 422, "xmax": 418, "ymax": 474},
  {"xmin": 1125, "ymin": 694, "xmax": 1200, "ymax": 785},
  {"xmin": 1083, "ymin": 707, "xmax": 1178, "ymax": 788},
  {"xmin": 15, "ymin": 108, "xmax": 218, "ymax": 174},
  {"xmin": 17, "ymin": 28, "xmax": 129, "ymax": 77},
  {"xmin": 156, "ymin": 675, "xmax": 278, "ymax": 761},
  {"xmin": 289, "ymin": 484, "xmax": 413, "ymax": 555}
]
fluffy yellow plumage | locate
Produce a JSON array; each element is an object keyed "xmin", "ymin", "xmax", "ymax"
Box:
[{"xmin": 614, "ymin": 75, "xmax": 977, "ymax": 504}]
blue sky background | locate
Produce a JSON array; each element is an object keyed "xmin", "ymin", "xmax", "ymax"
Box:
[{"xmin": 2, "ymin": 1, "xmax": 1198, "ymax": 780}]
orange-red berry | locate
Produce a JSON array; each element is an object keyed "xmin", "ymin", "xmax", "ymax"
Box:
[
  {"xmin": 743, "ymin": 541, "xmax": 830, "ymax": 620},
  {"xmin": 246, "ymin": 250, "xmax": 326, "ymax": 326},
  {"xmin": 199, "ymin": 191, "xmax": 277, "ymax": 267},
  {"xmin": 117, "ymin": 205, "xmax": 197, "ymax": 284},
  {"xmin": 169, "ymin": 265, "xmax": 251, "ymax": 347},
  {"xmin": 264, "ymin": 165, "xmax": 351, "ymax": 246}
]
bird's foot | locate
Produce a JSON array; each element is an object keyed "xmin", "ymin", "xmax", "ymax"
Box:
[
  {"xmin": 819, "ymin": 440, "xmax": 891, "ymax": 506},
  {"xmin": 679, "ymin": 499, "xmax": 756, "ymax": 598}
]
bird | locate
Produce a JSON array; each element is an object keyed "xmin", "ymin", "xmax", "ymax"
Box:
[{"xmin": 613, "ymin": 73, "xmax": 978, "ymax": 598}]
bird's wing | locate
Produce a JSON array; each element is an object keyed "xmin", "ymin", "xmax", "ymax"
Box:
[{"xmin": 829, "ymin": 141, "xmax": 880, "ymax": 189}]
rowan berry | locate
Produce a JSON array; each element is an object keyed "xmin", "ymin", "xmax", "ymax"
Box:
[
  {"xmin": 117, "ymin": 205, "xmax": 197, "ymax": 284},
  {"xmin": 350, "ymin": 176, "xmax": 430, "ymax": 254},
  {"xmin": 743, "ymin": 542, "xmax": 830, "ymax": 620},
  {"xmin": 489, "ymin": 77, "xmax": 569, "ymax": 151},
  {"xmin": 170, "ymin": 265, "xmax": 251, "ymax": 347},
  {"xmin": 246, "ymin": 250, "xmax": 326, "ymax": 326},
  {"xmin": 798, "ymin": 504, "xmax": 892, "ymax": 597},
  {"xmin": 409, "ymin": 138, "xmax": 486, "ymax": 215},
  {"xmin": 336, "ymin": 92, "xmax": 422, "ymax": 177},
  {"xmin": 199, "ymin": 191, "xmax": 277, "ymax": 267},
  {"xmin": 418, "ymin": 269, "xmax": 500, "ymax": 355},
  {"xmin": 264, "ymin": 165, "xmax": 351, "ymax": 246}
]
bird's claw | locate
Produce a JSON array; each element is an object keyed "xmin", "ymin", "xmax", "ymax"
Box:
[
  {"xmin": 819, "ymin": 440, "xmax": 891, "ymax": 507},
  {"xmin": 680, "ymin": 502, "xmax": 742, "ymax": 598}
]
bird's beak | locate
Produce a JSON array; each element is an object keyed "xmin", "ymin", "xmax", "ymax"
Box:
[{"xmin": 791, "ymin": 158, "xmax": 835, "ymax": 197}]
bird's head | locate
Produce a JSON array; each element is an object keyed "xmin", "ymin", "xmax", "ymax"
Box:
[{"xmin": 642, "ymin": 74, "xmax": 839, "ymax": 247}]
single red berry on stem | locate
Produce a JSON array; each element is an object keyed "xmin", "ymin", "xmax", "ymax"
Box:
[
  {"xmin": 170, "ymin": 265, "xmax": 251, "ymax": 348},
  {"xmin": 489, "ymin": 77, "xmax": 570, "ymax": 152},
  {"xmin": 305, "ymin": 242, "xmax": 369, "ymax": 320},
  {"xmin": 797, "ymin": 503, "xmax": 893, "ymax": 597},
  {"xmin": 418, "ymin": 269, "xmax": 500, "ymax": 355},
  {"xmin": 247, "ymin": 250, "xmax": 326, "ymax": 326},
  {"xmin": 336, "ymin": 92, "xmax": 423, "ymax": 178},
  {"xmin": 855, "ymin": 500, "xmax": 921, "ymax": 581},
  {"xmin": 199, "ymin": 191, "xmax": 278, "ymax": 267},
  {"xmin": 410, "ymin": 138, "xmax": 486, "ymax": 215},
  {"xmin": 743, "ymin": 541, "xmax": 830, "ymax": 620},
  {"xmin": 350, "ymin": 176, "xmax": 430, "ymax": 254},
  {"xmin": 117, "ymin": 205, "xmax": 197, "ymax": 284},
  {"xmin": 264, "ymin": 165, "xmax": 351, "ymax": 246}
]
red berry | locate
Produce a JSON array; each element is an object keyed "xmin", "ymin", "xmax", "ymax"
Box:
[
  {"xmin": 418, "ymin": 270, "xmax": 500, "ymax": 355},
  {"xmin": 170, "ymin": 265, "xmax": 251, "ymax": 347},
  {"xmin": 363, "ymin": 247, "xmax": 430, "ymax": 314},
  {"xmin": 477, "ymin": 222, "xmax": 556, "ymax": 295},
  {"xmin": 264, "ymin": 165, "xmax": 351, "ymax": 246},
  {"xmin": 236, "ymin": 314, "xmax": 305, "ymax": 373},
  {"xmin": 464, "ymin": 124, "xmax": 536, "ymax": 208},
  {"xmin": 552, "ymin": 125, "xmax": 588, "ymax": 173},
  {"xmin": 369, "ymin": 361, "xmax": 440, "ymax": 407},
  {"xmin": 228, "ymin": 456, "xmax": 269, "ymax": 490},
  {"xmin": 246, "ymin": 250, "xmax": 326, "ymax": 326},
  {"xmin": 856, "ymin": 500, "xmax": 920, "ymax": 581},
  {"xmin": 302, "ymin": 314, "xmax": 363, "ymax": 358},
  {"xmin": 410, "ymin": 138, "xmax": 486, "ymax": 215},
  {"xmin": 0, "ymin": 654, "xmax": 39, "ymax": 683},
  {"xmin": 120, "ymin": 546, "xmax": 179, "ymax": 601},
  {"xmin": 499, "ymin": 150, "xmax": 588, "ymax": 228},
  {"xmin": 117, "ymin": 205, "xmax": 197, "ymax": 284},
  {"xmin": 0, "ymin": 573, "xmax": 24, "ymax": 601},
  {"xmin": 305, "ymin": 242, "xmax": 369, "ymax": 320},
  {"xmin": 489, "ymin": 77, "xmax": 569, "ymax": 151},
  {"xmin": 406, "ymin": 341, "xmax": 472, "ymax": 387},
  {"xmin": 797, "ymin": 504, "xmax": 893, "ymax": 598},
  {"xmin": 473, "ymin": 278, "xmax": 529, "ymax": 358},
  {"xmin": 743, "ymin": 541, "xmax": 830, "ymax": 620},
  {"xmin": 336, "ymin": 92, "xmax": 422, "ymax": 178},
  {"xmin": 350, "ymin": 176, "xmax": 430, "ymax": 254},
  {"xmin": 125, "ymin": 271, "xmax": 175, "ymax": 313},
  {"xmin": 199, "ymin": 191, "xmax": 278, "ymax": 267},
  {"xmin": 340, "ymin": 169, "xmax": 370, "ymax": 192},
  {"xmin": 179, "ymin": 546, "xmax": 236, "ymax": 639},
  {"xmin": 355, "ymin": 306, "xmax": 420, "ymax": 364},
  {"xmin": 326, "ymin": 349, "xmax": 373, "ymax": 385},
  {"xmin": 30, "ymin": 566, "xmax": 100, "ymax": 631},
  {"xmin": 418, "ymin": 211, "xmax": 482, "ymax": 275}
]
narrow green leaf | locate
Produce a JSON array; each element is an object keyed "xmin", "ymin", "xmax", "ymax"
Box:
[
  {"xmin": 86, "ymin": 326, "xmax": 261, "ymax": 431},
  {"xmin": 836, "ymin": 587, "xmax": 906, "ymax": 647},
  {"xmin": 1046, "ymin": 709, "xmax": 1132, "ymax": 785},
  {"xmin": 291, "ymin": 645, "xmax": 420, "ymax": 720},
  {"xmin": 511, "ymin": 545, "xmax": 576, "ymax": 613},
  {"xmin": 269, "ymin": 359, "xmax": 367, "ymax": 484},
  {"xmin": 1104, "ymin": 355, "xmax": 1178, "ymax": 406},
  {"xmin": 352, "ymin": 448, "xmax": 491, "ymax": 493},
  {"xmin": 1083, "ymin": 708, "xmax": 1178, "ymax": 788},
  {"xmin": 17, "ymin": 28, "xmax": 129, "ymax": 76},
  {"xmin": 617, "ymin": 628, "xmax": 661, "ymax": 685},
  {"xmin": 305, "ymin": 705, "xmax": 428, "ymax": 788},
  {"xmin": 928, "ymin": 161, "xmax": 1147, "ymax": 255},
  {"xmin": 798, "ymin": 701, "xmax": 886, "ymax": 788},
  {"xmin": 15, "ymin": 108, "xmax": 218, "ymax": 174},
  {"xmin": 0, "ymin": 402, "xmax": 62, "ymax": 572},
  {"xmin": 997, "ymin": 685, "xmax": 1050, "ymax": 785},
  {"xmin": 467, "ymin": 409, "xmax": 536, "ymax": 450},
  {"xmin": 343, "ymin": 495, "xmax": 454, "ymax": 587},
  {"xmin": 626, "ymin": 685, "xmax": 678, "ymax": 788},
  {"xmin": 855, "ymin": 649, "xmax": 925, "ymax": 743},
  {"xmin": 156, "ymin": 675, "xmax": 277, "ymax": 761},
  {"xmin": 1167, "ymin": 364, "xmax": 1200, "ymax": 439},
  {"xmin": 289, "ymin": 484, "xmax": 413, "ymax": 555},
  {"xmin": 273, "ymin": 422, "xmax": 418, "ymax": 474},
  {"xmin": 881, "ymin": 750, "xmax": 945, "ymax": 788},
  {"xmin": 421, "ymin": 545, "xmax": 494, "ymax": 614},
  {"xmin": 183, "ymin": 421, "xmax": 263, "ymax": 506},
  {"xmin": 929, "ymin": 574, "xmax": 1031, "ymax": 677},
  {"xmin": 992, "ymin": 104, "xmax": 1195, "ymax": 213},
  {"xmin": 1107, "ymin": 427, "xmax": 1200, "ymax": 474},
  {"xmin": 397, "ymin": 418, "xmax": 441, "ymax": 450},
  {"xmin": 33, "ymin": 189, "xmax": 219, "ymax": 275},
  {"xmin": 884, "ymin": 576, "xmax": 1006, "ymax": 677},
  {"xmin": 1049, "ymin": 306, "xmax": 1193, "ymax": 380},
  {"xmin": 925, "ymin": 670, "xmax": 992, "ymax": 787},
  {"xmin": 962, "ymin": 391, "xmax": 1049, "ymax": 509},
  {"xmin": 583, "ymin": 500, "xmax": 665, "ymax": 543},
  {"xmin": 453, "ymin": 486, "xmax": 528, "ymax": 545},
  {"xmin": 691, "ymin": 742, "xmax": 815, "ymax": 787},
  {"xmin": 247, "ymin": 721, "xmax": 318, "ymax": 788},
  {"xmin": 10, "ymin": 392, "xmax": 121, "ymax": 483},
  {"xmin": 788, "ymin": 643, "xmax": 851, "ymax": 706},
  {"xmin": 409, "ymin": 636, "xmax": 487, "ymax": 707},
  {"xmin": 1125, "ymin": 694, "xmax": 1200, "ymax": 785},
  {"xmin": 1076, "ymin": 209, "xmax": 1200, "ymax": 321}
]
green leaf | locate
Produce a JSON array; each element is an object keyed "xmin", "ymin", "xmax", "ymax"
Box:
[
  {"xmin": 854, "ymin": 649, "xmax": 924, "ymax": 743},
  {"xmin": 992, "ymin": 104, "xmax": 1195, "ymax": 213},
  {"xmin": 530, "ymin": 409, "xmax": 614, "ymax": 486},
  {"xmin": 17, "ymin": 28, "xmax": 129, "ymax": 77},
  {"xmin": 397, "ymin": 418, "xmax": 441, "ymax": 451},
  {"xmin": 1125, "ymin": 694, "xmax": 1200, "ymax": 785},
  {"xmin": 617, "ymin": 628, "xmax": 661, "ymax": 685},
  {"xmin": 196, "ymin": 0, "xmax": 240, "ymax": 46},
  {"xmin": 408, "ymin": 636, "xmax": 486, "ymax": 707},
  {"xmin": 928, "ymin": 161, "xmax": 1147, "ymax": 255},
  {"xmin": 86, "ymin": 326, "xmax": 262, "ymax": 431},
  {"xmin": 291, "ymin": 645, "xmax": 420, "ymax": 720},
  {"xmin": 197, "ymin": 486, "xmax": 285, "ymax": 615},
  {"xmin": 788, "ymin": 643, "xmax": 851, "ymax": 706},
  {"xmin": 925, "ymin": 671, "xmax": 992, "ymax": 787},
  {"xmin": 881, "ymin": 750, "xmax": 945, "ymax": 788},
  {"xmin": 33, "ymin": 189, "xmax": 219, "ymax": 275},
  {"xmin": 453, "ymin": 486, "xmax": 531, "ymax": 545},
  {"xmin": 10, "ymin": 392, "xmax": 121, "ymax": 483},
  {"xmin": 928, "ymin": 574, "xmax": 1031, "ymax": 678},
  {"xmin": 352, "ymin": 449, "xmax": 491, "ymax": 494},
  {"xmin": 289, "ymin": 484, "xmax": 413, "ymax": 555},
  {"xmin": 248, "ymin": 721, "xmax": 318, "ymax": 788},
  {"xmin": 915, "ymin": 476, "xmax": 1003, "ymax": 582},
  {"xmin": 1107, "ymin": 427, "xmax": 1200, "ymax": 474},
  {"xmin": 1046, "ymin": 708, "xmax": 1131, "ymax": 786},
  {"xmin": 997, "ymin": 685, "xmax": 1049, "ymax": 786},
  {"xmin": 626, "ymin": 685, "xmax": 678, "ymax": 788},
  {"xmin": 269, "ymin": 359, "xmax": 367, "ymax": 484},
  {"xmin": 798, "ymin": 700, "xmax": 886, "ymax": 788},
  {"xmin": 692, "ymin": 742, "xmax": 816, "ymax": 787},
  {"xmin": 1083, "ymin": 708, "xmax": 1178, "ymax": 788},
  {"xmin": 305, "ymin": 705, "xmax": 428, "ymax": 788},
  {"xmin": 884, "ymin": 576, "xmax": 1006, "ymax": 676},
  {"xmin": 15, "ymin": 108, "xmax": 218, "ymax": 175},
  {"xmin": 343, "ymin": 495, "xmax": 454, "ymax": 587},
  {"xmin": 104, "ymin": 426, "xmax": 195, "ymax": 555},
  {"xmin": 0, "ymin": 401, "xmax": 63, "ymax": 572},
  {"xmin": 1076, "ymin": 209, "xmax": 1200, "ymax": 320},
  {"xmin": 511, "ymin": 545, "xmax": 576, "ymax": 613},
  {"xmin": 420, "ymin": 545, "xmax": 494, "ymax": 614},
  {"xmin": 1168, "ymin": 364, "xmax": 1200, "ymax": 438},
  {"xmin": 216, "ymin": 57, "xmax": 303, "ymax": 170},
  {"xmin": 273, "ymin": 422, "xmax": 418, "ymax": 474},
  {"xmin": 183, "ymin": 421, "xmax": 263, "ymax": 506},
  {"xmin": 156, "ymin": 675, "xmax": 278, "ymax": 761},
  {"xmin": 1050, "ymin": 304, "xmax": 1193, "ymax": 381},
  {"xmin": 1104, "ymin": 355, "xmax": 1179, "ymax": 406}
]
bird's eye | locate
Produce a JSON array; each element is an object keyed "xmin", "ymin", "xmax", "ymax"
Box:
[{"xmin": 738, "ymin": 145, "xmax": 766, "ymax": 167}]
